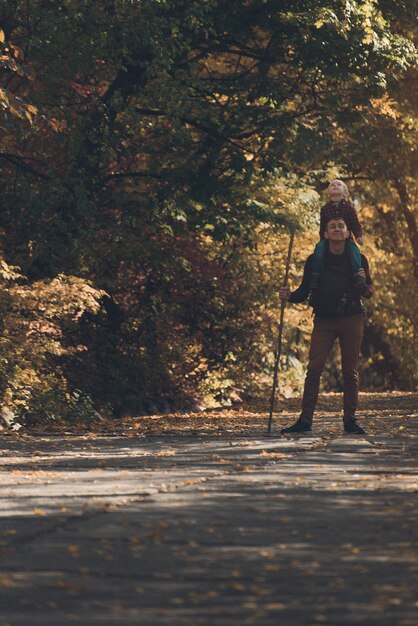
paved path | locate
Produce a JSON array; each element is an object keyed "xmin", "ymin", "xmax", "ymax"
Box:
[{"xmin": 0, "ymin": 402, "xmax": 418, "ymax": 625}]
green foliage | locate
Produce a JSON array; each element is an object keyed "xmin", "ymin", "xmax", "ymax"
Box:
[
  {"xmin": 0, "ymin": 0, "xmax": 416, "ymax": 425},
  {"xmin": 0, "ymin": 275, "xmax": 107, "ymax": 422}
]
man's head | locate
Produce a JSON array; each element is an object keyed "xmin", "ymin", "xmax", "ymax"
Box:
[
  {"xmin": 324, "ymin": 217, "xmax": 350, "ymax": 242},
  {"xmin": 327, "ymin": 179, "xmax": 349, "ymax": 202}
]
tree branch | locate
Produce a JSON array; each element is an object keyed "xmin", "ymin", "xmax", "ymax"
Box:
[
  {"xmin": 104, "ymin": 170, "xmax": 163, "ymax": 181},
  {"xmin": 0, "ymin": 152, "xmax": 51, "ymax": 180}
]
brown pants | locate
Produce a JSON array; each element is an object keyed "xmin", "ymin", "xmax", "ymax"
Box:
[{"xmin": 299, "ymin": 312, "xmax": 364, "ymax": 425}]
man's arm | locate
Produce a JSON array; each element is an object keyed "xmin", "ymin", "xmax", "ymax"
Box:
[{"xmin": 280, "ymin": 256, "xmax": 312, "ymax": 303}]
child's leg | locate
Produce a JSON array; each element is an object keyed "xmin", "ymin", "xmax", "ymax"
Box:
[
  {"xmin": 310, "ymin": 239, "xmax": 327, "ymax": 289},
  {"xmin": 346, "ymin": 239, "xmax": 362, "ymax": 283}
]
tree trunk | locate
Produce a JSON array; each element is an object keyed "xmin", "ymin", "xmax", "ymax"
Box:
[{"xmin": 393, "ymin": 178, "xmax": 418, "ymax": 282}]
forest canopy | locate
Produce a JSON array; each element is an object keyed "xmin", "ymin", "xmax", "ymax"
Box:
[{"xmin": 0, "ymin": 0, "xmax": 417, "ymax": 424}]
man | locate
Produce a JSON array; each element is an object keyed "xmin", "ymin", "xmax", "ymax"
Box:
[{"xmin": 279, "ymin": 216, "xmax": 374, "ymax": 435}]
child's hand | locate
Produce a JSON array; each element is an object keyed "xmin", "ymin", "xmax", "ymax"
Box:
[{"xmin": 357, "ymin": 236, "xmax": 364, "ymax": 245}]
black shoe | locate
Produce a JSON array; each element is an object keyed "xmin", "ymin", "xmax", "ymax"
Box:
[
  {"xmin": 281, "ymin": 420, "xmax": 312, "ymax": 434},
  {"xmin": 344, "ymin": 419, "xmax": 366, "ymax": 434}
]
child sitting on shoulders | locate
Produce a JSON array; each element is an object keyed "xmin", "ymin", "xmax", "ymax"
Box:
[{"xmin": 310, "ymin": 179, "xmax": 364, "ymax": 292}]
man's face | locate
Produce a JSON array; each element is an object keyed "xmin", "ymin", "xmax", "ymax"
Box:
[
  {"xmin": 327, "ymin": 180, "xmax": 346, "ymax": 201},
  {"xmin": 324, "ymin": 218, "xmax": 349, "ymax": 241}
]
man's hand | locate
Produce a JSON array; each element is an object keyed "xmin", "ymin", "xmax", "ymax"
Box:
[
  {"xmin": 358, "ymin": 268, "xmax": 366, "ymax": 279},
  {"xmin": 279, "ymin": 286, "xmax": 291, "ymax": 300}
]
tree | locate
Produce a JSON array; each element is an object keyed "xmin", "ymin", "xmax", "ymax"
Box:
[{"xmin": 0, "ymin": 1, "xmax": 417, "ymax": 422}]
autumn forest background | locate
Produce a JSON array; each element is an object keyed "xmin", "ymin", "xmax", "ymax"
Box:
[{"xmin": 0, "ymin": 0, "xmax": 417, "ymax": 425}]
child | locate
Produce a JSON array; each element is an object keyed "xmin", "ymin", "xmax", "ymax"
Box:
[{"xmin": 309, "ymin": 179, "xmax": 364, "ymax": 291}]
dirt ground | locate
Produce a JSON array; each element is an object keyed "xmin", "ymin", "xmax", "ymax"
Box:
[{"xmin": 0, "ymin": 392, "xmax": 417, "ymax": 625}]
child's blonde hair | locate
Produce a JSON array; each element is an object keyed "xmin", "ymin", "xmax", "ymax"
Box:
[{"xmin": 327, "ymin": 179, "xmax": 350, "ymax": 200}]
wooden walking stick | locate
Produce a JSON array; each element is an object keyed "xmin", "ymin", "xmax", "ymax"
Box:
[{"xmin": 267, "ymin": 226, "xmax": 296, "ymax": 435}]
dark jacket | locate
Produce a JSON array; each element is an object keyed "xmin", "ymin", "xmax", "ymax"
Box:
[
  {"xmin": 319, "ymin": 198, "xmax": 363, "ymax": 240},
  {"xmin": 288, "ymin": 247, "xmax": 374, "ymax": 318}
]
